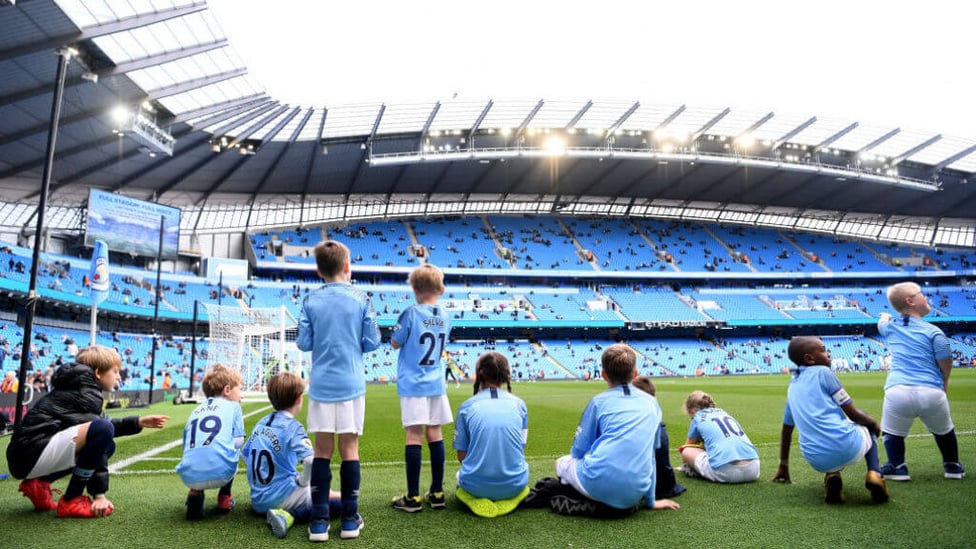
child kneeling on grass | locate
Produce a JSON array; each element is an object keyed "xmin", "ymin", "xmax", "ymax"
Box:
[
  {"xmin": 6, "ymin": 345, "xmax": 169, "ymax": 518},
  {"xmin": 771, "ymin": 336, "xmax": 890, "ymax": 504},
  {"xmin": 243, "ymin": 372, "xmax": 344, "ymax": 538},
  {"xmin": 678, "ymin": 390, "xmax": 760, "ymax": 484},
  {"xmin": 453, "ymin": 352, "xmax": 529, "ymax": 517},
  {"xmin": 175, "ymin": 364, "xmax": 245, "ymax": 519}
]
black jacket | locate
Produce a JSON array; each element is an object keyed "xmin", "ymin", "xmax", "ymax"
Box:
[{"xmin": 6, "ymin": 362, "xmax": 141, "ymax": 479}]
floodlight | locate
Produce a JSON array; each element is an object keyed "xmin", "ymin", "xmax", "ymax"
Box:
[{"xmin": 111, "ymin": 106, "xmax": 132, "ymax": 125}]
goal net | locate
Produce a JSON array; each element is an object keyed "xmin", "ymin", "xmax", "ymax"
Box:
[{"xmin": 202, "ymin": 304, "xmax": 308, "ymax": 392}]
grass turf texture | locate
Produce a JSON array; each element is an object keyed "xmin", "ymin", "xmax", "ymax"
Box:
[{"xmin": 1, "ymin": 370, "xmax": 974, "ymax": 548}]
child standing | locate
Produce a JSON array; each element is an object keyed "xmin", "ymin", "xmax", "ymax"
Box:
[
  {"xmin": 176, "ymin": 364, "xmax": 245, "ymax": 519},
  {"xmin": 772, "ymin": 336, "xmax": 889, "ymax": 504},
  {"xmin": 390, "ymin": 264, "xmax": 453, "ymax": 512},
  {"xmin": 453, "ymin": 352, "xmax": 529, "ymax": 516},
  {"xmin": 877, "ymin": 282, "xmax": 965, "ymax": 480},
  {"xmin": 243, "ymin": 372, "xmax": 344, "ymax": 539},
  {"xmin": 297, "ymin": 240, "xmax": 381, "ymax": 541},
  {"xmin": 678, "ymin": 390, "xmax": 760, "ymax": 483},
  {"xmin": 6, "ymin": 345, "xmax": 168, "ymax": 518},
  {"xmin": 555, "ymin": 344, "xmax": 677, "ymax": 514}
]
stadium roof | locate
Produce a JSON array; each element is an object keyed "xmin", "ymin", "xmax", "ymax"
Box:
[{"xmin": 1, "ymin": 0, "xmax": 975, "ymax": 244}]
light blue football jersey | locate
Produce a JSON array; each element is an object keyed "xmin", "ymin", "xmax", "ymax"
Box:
[
  {"xmin": 176, "ymin": 396, "xmax": 245, "ymax": 485},
  {"xmin": 242, "ymin": 410, "xmax": 314, "ymax": 513},
  {"xmin": 392, "ymin": 303, "xmax": 452, "ymax": 397},
  {"xmin": 454, "ymin": 387, "xmax": 529, "ymax": 500},
  {"xmin": 686, "ymin": 407, "xmax": 759, "ymax": 468}
]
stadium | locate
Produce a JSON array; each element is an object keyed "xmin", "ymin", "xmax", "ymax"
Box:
[{"xmin": 0, "ymin": 1, "xmax": 974, "ymax": 547}]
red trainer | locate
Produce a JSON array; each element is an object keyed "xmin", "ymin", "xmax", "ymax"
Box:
[
  {"xmin": 19, "ymin": 478, "xmax": 57, "ymax": 511},
  {"xmin": 217, "ymin": 494, "xmax": 235, "ymax": 514},
  {"xmin": 57, "ymin": 495, "xmax": 113, "ymax": 518}
]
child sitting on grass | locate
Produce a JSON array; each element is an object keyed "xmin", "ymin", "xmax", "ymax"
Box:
[
  {"xmin": 453, "ymin": 352, "xmax": 529, "ymax": 517},
  {"xmin": 631, "ymin": 376, "xmax": 686, "ymax": 499},
  {"xmin": 176, "ymin": 364, "xmax": 245, "ymax": 519},
  {"xmin": 772, "ymin": 336, "xmax": 889, "ymax": 504},
  {"xmin": 244, "ymin": 372, "xmax": 344, "ymax": 539},
  {"xmin": 553, "ymin": 344, "xmax": 679, "ymax": 517},
  {"xmin": 678, "ymin": 390, "xmax": 760, "ymax": 484},
  {"xmin": 6, "ymin": 345, "xmax": 169, "ymax": 518}
]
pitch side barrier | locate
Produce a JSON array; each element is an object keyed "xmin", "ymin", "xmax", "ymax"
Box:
[
  {"xmin": 0, "ymin": 388, "xmax": 178, "ymax": 420},
  {"xmin": 722, "ymin": 316, "xmax": 976, "ymax": 327},
  {"xmin": 254, "ymin": 261, "xmax": 976, "ymax": 281}
]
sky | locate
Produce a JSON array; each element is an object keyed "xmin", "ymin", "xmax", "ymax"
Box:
[{"xmin": 207, "ymin": 0, "xmax": 975, "ymax": 139}]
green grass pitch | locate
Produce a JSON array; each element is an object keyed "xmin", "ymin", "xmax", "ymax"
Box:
[{"xmin": 1, "ymin": 370, "xmax": 974, "ymax": 548}]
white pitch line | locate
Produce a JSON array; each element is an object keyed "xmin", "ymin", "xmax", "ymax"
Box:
[{"xmin": 110, "ymin": 405, "xmax": 272, "ymax": 473}]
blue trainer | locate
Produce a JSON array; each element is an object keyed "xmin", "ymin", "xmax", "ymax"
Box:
[
  {"xmin": 308, "ymin": 518, "xmax": 329, "ymax": 542},
  {"xmin": 880, "ymin": 462, "xmax": 910, "ymax": 481},
  {"xmin": 340, "ymin": 514, "xmax": 364, "ymax": 539},
  {"xmin": 944, "ymin": 462, "xmax": 966, "ymax": 480}
]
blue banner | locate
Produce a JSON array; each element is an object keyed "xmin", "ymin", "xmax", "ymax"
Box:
[{"xmin": 89, "ymin": 239, "xmax": 110, "ymax": 306}]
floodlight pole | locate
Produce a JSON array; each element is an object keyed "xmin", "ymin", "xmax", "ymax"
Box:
[
  {"xmin": 13, "ymin": 47, "xmax": 73, "ymax": 426},
  {"xmin": 147, "ymin": 215, "xmax": 164, "ymax": 405}
]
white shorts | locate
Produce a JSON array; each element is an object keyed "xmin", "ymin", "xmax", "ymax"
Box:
[
  {"xmin": 307, "ymin": 396, "xmax": 365, "ymax": 435},
  {"xmin": 882, "ymin": 385, "xmax": 954, "ymax": 436},
  {"xmin": 694, "ymin": 453, "xmax": 761, "ymax": 484},
  {"xmin": 554, "ymin": 455, "xmax": 591, "ymax": 498},
  {"xmin": 280, "ymin": 485, "xmax": 312, "ymax": 513},
  {"xmin": 828, "ymin": 425, "xmax": 873, "ymax": 473},
  {"xmin": 28, "ymin": 424, "xmax": 80, "ymax": 479},
  {"xmin": 400, "ymin": 395, "xmax": 453, "ymax": 428}
]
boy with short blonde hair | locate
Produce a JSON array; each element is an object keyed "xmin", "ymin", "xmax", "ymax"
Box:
[
  {"xmin": 176, "ymin": 364, "xmax": 245, "ymax": 520},
  {"xmin": 298, "ymin": 239, "xmax": 381, "ymax": 541},
  {"xmin": 6, "ymin": 345, "xmax": 169, "ymax": 518},
  {"xmin": 390, "ymin": 264, "xmax": 453, "ymax": 512}
]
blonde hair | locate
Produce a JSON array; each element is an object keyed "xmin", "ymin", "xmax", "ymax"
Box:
[
  {"xmin": 408, "ymin": 263, "xmax": 445, "ymax": 296},
  {"xmin": 75, "ymin": 345, "xmax": 121, "ymax": 376},
  {"xmin": 683, "ymin": 390, "xmax": 716, "ymax": 416},
  {"xmin": 202, "ymin": 364, "xmax": 242, "ymax": 398},
  {"xmin": 886, "ymin": 282, "xmax": 920, "ymax": 314},
  {"xmin": 267, "ymin": 372, "xmax": 305, "ymax": 411}
]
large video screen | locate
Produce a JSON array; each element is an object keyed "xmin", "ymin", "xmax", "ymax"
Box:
[{"xmin": 85, "ymin": 189, "xmax": 182, "ymax": 259}]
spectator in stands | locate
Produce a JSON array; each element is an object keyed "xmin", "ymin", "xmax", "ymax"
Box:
[
  {"xmin": 1, "ymin": 370, "xmax": 17, "ymax": 393},
  {"xmin": 876, "ymin": 282, "xmax": 965, "ymax": 481},
  {"xmin": 452, "ymin": 351, "xmax": 529, "ymax": 517},
  {"xmin": 6, "ymin": 345, "xmax": 169, "ymax": 517},
  {"xmin": 677, "ymin": 390, "xmax": 760, "ymax": 484},
  {"xmin": 772, "ymin": 336, "xmax": 889, "ymax": 504},
  {"xmin": 390, "ymin": 264, "xmax": 453, "ymax": 513}
]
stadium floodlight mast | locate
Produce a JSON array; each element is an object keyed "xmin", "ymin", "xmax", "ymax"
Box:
[{"xmin": 14, "ymin": 45, "xmax": 77, "ymax": 425}]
